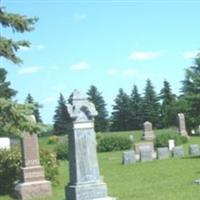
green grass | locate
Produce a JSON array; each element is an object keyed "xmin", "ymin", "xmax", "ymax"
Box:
[{"xmin": 1, "ymin": 130, "xmax": 200, "ymax": 200}]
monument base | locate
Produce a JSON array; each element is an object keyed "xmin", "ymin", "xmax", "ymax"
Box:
[
  {"xmin": 66, "ymin": 182, "xmax": 116, "ymax": 200},
  {"xmin": 15, "ymin": 180, "xmax": 52, "ymax": 200},
  {"xmin": 143, "ymin": 135, "xmax": 155, "ymax": 141}
]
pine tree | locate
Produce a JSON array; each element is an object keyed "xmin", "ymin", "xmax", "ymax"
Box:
[
  {"xmin": 159, "ymin": 80, "xmax": 176, "ymax": 128},
  {"xmin": 111, "ymin": 88, "xmax": 131, "ymax": 131},
  {"xmin": 129, "ymin": 85, "xmax": 143, "ymax": 130},
  {"xmin": 25, "ymin": 93, "xmax": 42, "ymax": 123},
  {"xmin": 0, "ymin": 68, "xmax": 17, "ymax": 99},
  {"xmin": 181, "ymin": 55, "xmax": 200, "ymax": 129},
  {"xmin": 87, "ymin": 85, "xmax": 108, "ymax": 132},
  {"xmin": 53, "ymin": 93, "xmax": 71, "ymax": 135},
  {"xmin": 142, "ymin": 79, "xmax": 160, "ymax": 127}
]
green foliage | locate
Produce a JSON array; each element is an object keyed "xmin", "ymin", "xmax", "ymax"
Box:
[
  {"xmin": 181, "ymin": 55, "xmax": 200, "ymax": 130},
  {"xmin": 129, "ymin": 85, "xmax": 143, "ymax": 130},
  {"xmin": 48, "ymin": 135, "xmax": 59, "ymax": 144},
  {"xmin": 142, "ymin": 79, "xmax": 160, "ymax": 128},
  {"xmin": 87, "ymin": 85, "xmax": 108, "ymax": 132},
  {"xmin": 0, "ymin": 147, "xmax": 59, "ymax": 195},
  {"xmin": 0, "ymin": 68, "xmax": 17, "ymax": 99},
  {"xmin": 0, "ymin": 7, "xmax": 38, "ymax": 64},
  {"xmin": 0, "ymin": 148, "xmax": 21, "ymax": 195},
  {"xmin": 40, "ymin": 149, "xmax": 59, "ymax": 184},
  {"xmin": 0, "ymin": 98, "xmax": 42, "ymax": 136},
  {"xmin": 154, "ymin": 131, "xmax": 188, "ymax": 147},
  {"xmin": 53, "ymin": 93, "xmax": 71, "ymax": 135},
  {"xmin": 25, "ymin": 93, "xmax": 43, "ymax": 123},
  {"xmin": 111, "ymin": 88, "xmax": 131, "ymax": 131},
  {"xmin": 54, "ymin": 140, "xmax": 68, "ymax": 160},
  {"xmin": 159, "ymin": 80, "xmax": 177, "ymax": 128},
  {"xmin": 97, "ymin": 135, "xmax": 132, "ymax": 152}
]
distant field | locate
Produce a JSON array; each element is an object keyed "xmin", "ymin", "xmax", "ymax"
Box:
[{"xmin": 1, "ymin": 130, "xmax": 200, "ymax": 200}]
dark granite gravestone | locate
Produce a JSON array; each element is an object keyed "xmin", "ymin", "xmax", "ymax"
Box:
[
  {"xmin": 15, "ymin": 116, "xmax": 52, "ymax": 200},
  {"xmin": 65, "ymin": 90, "xmax": 116, "ymax": 200},
  {"xmin": 157, "ymin": 147, "xmax": 170, "ymax": 160},
  {"xmin": 172, "ymin": 146, "xmax": 184, "ymax": 158},
  {"xmin": 189, "ymin": 144, "xmax": 200, "ymax": 156},
  {"xmin": 177, "ymin": 113, "xmax": 189, "ymax": 137},
  {"xmin": 122, "ymin": 150, "xmax": 136, "ymax": 165},
  {"xmin": 140, "ymin": 146, "xmax": 153, "ymax": 162},
  {"xmin": 142, "ymin": 121, "xmax": 155, "ymax": 141}
]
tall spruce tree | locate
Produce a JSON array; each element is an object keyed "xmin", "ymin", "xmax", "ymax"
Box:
[
  {"xmin": 181, "ymin": 54, "xmax": 200, "ymax": 130},
  {"xmin": 159, "ymin": 80, "xmax": 176, "ymax": 128},
  {"xmin": 0, "ymin": 68, "xmax": 17, "ymax": 99},
  {"xmin": 111, "ymin": 88, "xmax": 131, "ymax": 131},
  {"xmin": 142, "ymin": 79, "xmax": 160, "ymax": 127},
  {"xmin": 129, "ymin": 85, "xmax": 143, "ymax": 130},
  {"xmin": 87, "ymin": 85, "xmax": 108, "ymax": 132},
  {"xmin": 0, "ymin": 7, "xmax": 40, "ymax": 135},
  {"xmin": 25, "ymin": 93, "xmax": 42, "ymax": 123},
  {"xmin": 53, "ymin": 93, "xmax": 71, "ymax": 135}
]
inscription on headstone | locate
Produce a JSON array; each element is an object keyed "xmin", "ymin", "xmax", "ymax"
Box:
[
  {"xmin": 172, "ymin": 146, "xmax": 184, "ymax": 158},
  {"xmin": 122, "ymin": 150, "xmax": 136, "ymax": 165},
  {"xmin": 66, "ymin": 90, "xmax": 116, "ymax": 200},
  {"xmin": 189, "ymin": 144, "xmax": 200, "ymax": 156},
  {"xmin": 15, "ymin": 116, "xmax": 52, "ymax": 200},
  {"xmin": 135, "ymin": 142, "xmax": 154, "ymax": 155},
  {"xmin": 143, "ymin": 121, "xmax": 155, "ymax": 141},
  {"xmin": 177, "ymin": 113, "xmax": 189, "ymax": 137},
  {"xmin": 157, "ymin": 147, "xmax": 170, "ymax": 160}
]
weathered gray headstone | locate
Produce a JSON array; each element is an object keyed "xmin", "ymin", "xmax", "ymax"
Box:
[
  {"xmin": 122, "ymin": 150, "xmax": 136, "ymax": 165},
  {"xmin": 140, "ymin": 146, "xmax": 153, "ymax": 162},
  {"xmin": 143, "ymin": 121, "xmax": 155, "ymax": 141},
  {"xmin": 0, "ymin": 137, "xmax": 10, "ymax": 149},
  {"xmin": 15, "ymin": 116, "xmax": 52, "ymax": 200},
  {"xmin": 177, "ymin": 113, "xmax": 189, "ymax": 137},
  {"xmin": 189, "ymin": 144, "xmax": 200, "ymax": 156},
  {"xmin": 172, "ymin": 146, "xmax": 184, "ymax": 158},
  {"xmin": 66, "ymin": 90, "xmax": 116, "ymax": 200},
  {"xmin": 157, "ymin": 147, "xmax": 170, "ymax": 160}
]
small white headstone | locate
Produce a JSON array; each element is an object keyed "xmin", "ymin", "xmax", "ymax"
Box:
[
  {"xmin": 129, "ymin": 135, "xmax": 134, "ymax": 142},
  {"xmin": 191, "ymin": 129, "xmax": 195, "ymax": 135},
  {"xmin": 168, "ymin": 139, "xmax": 175, "ymax": 151},
  {"xmin": 0, "ymin": 137, "xmax": 10, "ymax": 150}
]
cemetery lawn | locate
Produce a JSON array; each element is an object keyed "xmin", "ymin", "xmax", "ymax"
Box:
[{"xmin": 1, "ymin": 130, "xmax": 200, "ymax": 200}]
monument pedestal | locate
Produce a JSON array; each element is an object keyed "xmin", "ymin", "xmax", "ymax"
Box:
[{"xmin": 15, "ymin": 180, "xmax": 52, "ymax": 200}]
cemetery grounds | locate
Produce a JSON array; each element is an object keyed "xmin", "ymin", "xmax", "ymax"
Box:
[{"xmin": 1, "ymin": 129, "xmax": 200, "ymax": 200}]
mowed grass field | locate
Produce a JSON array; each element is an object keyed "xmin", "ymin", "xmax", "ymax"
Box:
[{"xmin": 1, "ymin": 130, "xmax": 200, "ymax": 200}]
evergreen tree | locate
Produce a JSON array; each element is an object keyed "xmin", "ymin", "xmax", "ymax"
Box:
[
  {"xmin": 0, "ymin": 68, "xmax": 17, "ymax": 99},
  {"xmin": 87, "ymin": 85, "xmax": 108, "ymax": 132},
  {"xmin": 181, "ymin": 55, "xmax": 200, "ymax": 130},
  {"xmin": 159, "ymin": 80, "xmax": 176, "ymax": 128},
  {"xmin": 111, "ymin": 88, "xmax": 131, "ymax": 131},
  {"xmin": 25, "ymin": 93, "xmax": 42, "ymax": 123},
  {"xmin": 142, "ymin": 79, "xmax": 160, "ymax": 127},
  {"xmin": 129, "ymin": 85, "xmax": 143, "ymax": 130},
  {"xmin": 53, "ymin": 94, "xmax": 71, "ymax": 135},
  {"xmin": 0, "ymin": 7, "xmax": 40, "ymax": 136}
]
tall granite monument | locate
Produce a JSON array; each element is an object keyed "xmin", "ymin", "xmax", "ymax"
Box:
[
  {"xmin": 15, "ymin": 116, "xmax": 52, "ymax": 200},
  {"xmin": 142, "ymin": 121, "xmax": 155, "ymax": 141},
  {"xmin": 177, "ymin": 113, "xmax": 188, "ymax": 137},
  {"xmin": 66, "ymin": 90, "xmax": 116, "ymax": 200}
]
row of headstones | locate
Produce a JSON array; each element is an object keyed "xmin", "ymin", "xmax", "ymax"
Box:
[
  {"xmin": 123, "ymin": 144, "xmax": 200, "ymax": 165},
  {"xmin": 143, "ymin": 113, "xmax": 189, "ymax": 141}
]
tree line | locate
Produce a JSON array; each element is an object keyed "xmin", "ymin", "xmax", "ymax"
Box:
[{"xmin": 0, "ymin": 7, "xmax": 200, "ymax": 136}]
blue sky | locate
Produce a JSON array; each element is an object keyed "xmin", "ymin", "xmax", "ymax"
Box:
[{"xmin": 1, "ymin": 0, "xmax": 200, "ymax": 123}]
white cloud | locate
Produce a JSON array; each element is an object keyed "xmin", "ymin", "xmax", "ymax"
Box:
[
  {"xmin": 128, "ymin": 51, "xmax": 162, "ymax": 61},
  {"xmin": 42, "ymin": 96, "xmax": 56, "ymax": 104},
  {"xmin": 107, "ymin": 68, "xmax": 119, "ymax": 75},
  {"xmin": 18, "ymin": 66, "xmax": 40, "ymax": 75},
  {"xmin": 73, "ymin": 13, "xmax": 87, "ymax": 22},
  {"xmin": 122, "ymin": 68, "xmax": 137, "ymax": 76},
  {"xmin": 35, "ymin": 44, "xmax": 45, "ymax": 50},
  {"xmin": 183, "ymin": 50, "xmax": 200, "ymax": 59},
  {"xmin": 70, "ymin": 61, "xmax": 89, "ymax": 71}
]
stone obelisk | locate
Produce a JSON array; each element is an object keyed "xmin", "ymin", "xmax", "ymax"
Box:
[{"xmin": 65, "ymin": 90, "xmax": 115, "ymax": 200}]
